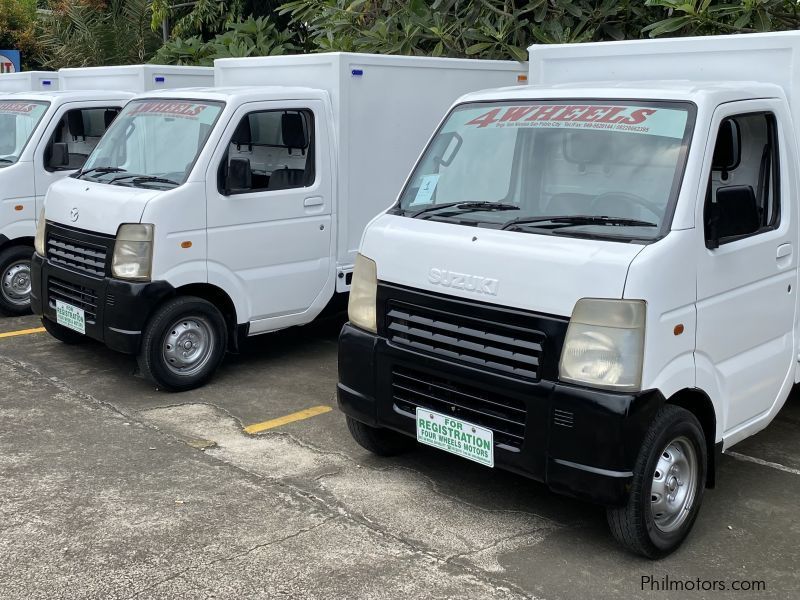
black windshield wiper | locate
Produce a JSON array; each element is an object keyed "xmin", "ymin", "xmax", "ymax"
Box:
[
  {"xmin": 409, "ymin": 201, "xmax": 520, "ymax": 219},
  {"xmin": 78, "ymin": 166, "xmax": 126, "ymax": 179},
  {"xmin": 501, "ymin": 215, "xmax": 658, "ymax": 231},
  {"xmin": 107, "ymin": 174, "xmax": 179, "ymax": 187},
  {"xmin": 130, "ymin": 175, "xmax": 180, "ymax": 187},
  {"xmin": 0, "ymin": 158, "xmax": 13, "ymax": 164}
]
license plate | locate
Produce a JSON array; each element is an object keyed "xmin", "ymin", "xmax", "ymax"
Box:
[
  {"xmin": 55, "ymin": 300, "xmax": 85, "ymax": 335},
  {"xmin": 416, "ymin": 408, "xmax": 494, "ymax": 468}
]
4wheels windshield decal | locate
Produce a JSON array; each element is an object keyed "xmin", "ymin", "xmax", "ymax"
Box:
[
  {"xmin": 0, "ymin": 102, "xmax": 40, "ymax": 115},
  {"xmin": 460, "ymin": 104, "xmax": 688, "ymax": 138},
  {"xmin": 128, "ymin": 101, "xmax": 209, "ymax": 119}
]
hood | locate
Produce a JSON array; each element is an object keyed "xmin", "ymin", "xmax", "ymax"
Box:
[
  {"xmin": 361, "ymin": 215, "xmax": 646, "ymax": 317},
  {"xmin": 44, "ymin": 176, "xmax": 161, "ymax": 236}
]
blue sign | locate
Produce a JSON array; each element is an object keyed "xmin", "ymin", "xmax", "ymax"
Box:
[{"xmin": 0, "ymin": 50, "xmax": 21, "ymax": 74}]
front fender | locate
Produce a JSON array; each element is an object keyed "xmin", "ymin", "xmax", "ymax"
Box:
[
  {"xmin": 694, "ymin": 351, "xmax": 728, "ymax": 442},
  {"xmin": 649, "ymin": 351, "xmax": 697, "ymax": 403},
  {"xmin": 206, "ymin": 260, "xmax": 250, "ymax": 325},
  {"xmin": 0, "ymin": 219, "xmax": 35, "ymax": 247}
]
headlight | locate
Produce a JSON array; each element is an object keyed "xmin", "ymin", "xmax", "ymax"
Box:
[
  {"xmin": 112, "ymin": 223, "xmax": 154, "ymax": 281},
  {"xmin": 34, "ymin": 208, "xmax": 46, "ymax": 256},
  {"xmin": 348, "ymin": 253, "xmax": 377, "ymax": 333},
  {"xmin": 559, "ymin": 298, "xmax": 645, "ymax": 392}
]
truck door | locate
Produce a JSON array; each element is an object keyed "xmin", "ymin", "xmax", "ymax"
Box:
[
  {"xmin": 206, "ymin": 100, "xmax": 333, "ymax": 330},
  {"xmin": 696, "ymin": 100, "xmax": 797, "ymax": 434},
  {"xmin": 33, "ymin": 102, "xmax": 122, "ymax": 213}
]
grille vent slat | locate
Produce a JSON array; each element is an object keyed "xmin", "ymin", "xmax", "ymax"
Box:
[
  {"xmin": 48, "ymin": 278, "xmax": 98, "ymax": 325},
  {"xmin": 46, "ymin": 232, "xmax": 108, "ymax": 278},
  {"xmin": 553, "ymin": 408, "xmax": 574, "ymax": 428},
  {"xmin": 392, "ymin": 366, "xmax": 527, "ymax": 449},
  {"xmin": 386, "ymin": 300, "xmax": 545, "ymax": 381}
]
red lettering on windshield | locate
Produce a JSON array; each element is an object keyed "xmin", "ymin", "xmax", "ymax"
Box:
[
  {"xmin": 466, "ymin": 108, "xmax": 502, "ymax": 128},
  {"xmin": 624, "ymin": 108, "xmax": 657, "ymax": 124},
  {"xmin": 499, "ymin": 106, "xmax": 535, "ymax": 122}
]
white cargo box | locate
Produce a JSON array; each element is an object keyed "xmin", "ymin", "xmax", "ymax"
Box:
[
  {"xmin": 215, "ymin": 52, "xmax": 527, "ymax": 266},
  {"xmin": 0, "ymin": 71, "xmax": 59, "ymax": 92},
  {"xmin": 58, "ymin": 64, "xmax": 213, "ymax": 93},
  {"xmin": 528, "ymin": 32, "xmax": 800, "ymax": 131}
]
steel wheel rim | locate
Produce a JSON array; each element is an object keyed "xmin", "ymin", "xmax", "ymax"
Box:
[
  {"xmin": 161, "ymin": 315, "xmax": 215, "ymax": 377},
  {"xmin": 650, "ymin": 435, "xmax": 698, "ymax": 533},
  {"xmin": 1, "ymin": 260, "xmax": 32, "ymax": 307}
]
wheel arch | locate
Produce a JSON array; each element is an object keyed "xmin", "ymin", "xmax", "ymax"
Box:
[
  {"xmin": 665, "ymin": 388, "xmax": 719, "ymax": 488},
  {"xmin": 174, "ymin": 282, "xmax": 243, "ymax": 352},
  {"xmin": 0, "ymin": 235, "xmax": 34, "ymax": 251}
]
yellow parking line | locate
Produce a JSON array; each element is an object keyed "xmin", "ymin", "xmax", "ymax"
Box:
[
  {"xmin": 0, "ymin": 327, "xmax": 46, "ymax": 339},
  {"xmin": 244, "ymin": 405, "xmax": 333, "ymax": 434}
]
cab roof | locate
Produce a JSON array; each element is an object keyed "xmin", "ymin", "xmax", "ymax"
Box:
[
  {"xmin": 0, "ymin": 90, "xmax": 135, "ymax": 102},
  {"xmin": 457, "ymin": 80, "xmax": 785, "ymax": 107},
  {"xmin": 129, "ymin": 86, "xmax": 327, "ymax": 104}
]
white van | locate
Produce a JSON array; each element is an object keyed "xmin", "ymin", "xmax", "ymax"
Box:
[
  {"xmin": 339, "ymin": 32, "xmax": 800, "ymax": 558},
  {"xmin": 0, "ymin": 65, "xmax": 212, "ymax": 315},
  {"xmin": 31, "ymin": 53, "xmax": 525, "ymax": 391}
]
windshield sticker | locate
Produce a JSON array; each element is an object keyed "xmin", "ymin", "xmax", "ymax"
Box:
[
  {"xmin": 411, "ymin": 174, "xmax": 440, "ymax": 206},
  {"xmin": 128, "ymin": 101, "xmax": 209, "ymax": 119},
  {"xmin": 0, "ymin": 102, "xmax": 41, "ymax": 115},
  {"xmin": 458, "ymin": 105, "xmax": 688, "ymax": 139}
]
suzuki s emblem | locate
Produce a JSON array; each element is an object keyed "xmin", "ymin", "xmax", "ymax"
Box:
[
  {"xmin": 428, "ymin": 268, "xmax": 499, "ymax": 296},
  {"xmin": 69, "ymin": 208, "xmax": 79, "ymax": 222}
]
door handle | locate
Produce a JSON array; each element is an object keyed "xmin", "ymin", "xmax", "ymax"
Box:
[
  {"xmin": 304, "ymin": 196, "xmax": 324, "ymax": 207},
  {"xmin": 777, "ymin": 243, "xmax": 793, "ymax": 260}
]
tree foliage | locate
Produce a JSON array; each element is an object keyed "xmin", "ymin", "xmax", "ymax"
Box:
[
  {"xmin": 151, "ymin": 16, "xmax": 299, "ymax": 65},
  {"xmin": 18, "ymin": 1, "xmax": 800, "ymax": 69},
  {"xmin": 279, "ymin": 0, "xmax": 662, "ymax": 61},
  {"xmin": 37, "ymin": 0, "xmax": 161, "ymax": 68},
  {"xmin": 0, "ymin": 0, "xmax": 41, "ymax": 69},
  {"xmin": 150, "ymin": 0, "xmax": 285, "ymax": 38}
]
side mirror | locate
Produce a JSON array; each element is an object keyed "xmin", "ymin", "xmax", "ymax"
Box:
[
  {"xmin": 226, "ymin": 157, "xmax": 252, "ymax": 194},
  {"xmin": 47, "ymin": 143, "xmax": 70, "ymax": 170}
]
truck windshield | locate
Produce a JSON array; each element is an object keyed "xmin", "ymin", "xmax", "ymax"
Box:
[
  {"xmin": 397, "ymin": 101, "xmax": 694, "ymax": 241},
  {"xmin": 80, "ymin": 99, "xmax": 224, "ymax": 188},
  {"xmin": 0, "ymin": 100, "xmax": 50, "ymax": 167}
]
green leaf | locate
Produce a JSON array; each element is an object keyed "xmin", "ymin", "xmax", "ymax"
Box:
[
  {"xmin": 465, "ymin": 42, "xmax": 492, "ymax": 55},
  {"xmin": 643, "ymin": 15, "xmax": 696, "ymax": 37}
]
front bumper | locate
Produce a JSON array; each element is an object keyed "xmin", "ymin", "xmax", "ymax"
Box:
[
  {"xmin": 31, "ymin": 253, "xmax": 174, "ymax": 354},
  {"xmin": 338, "ymin": 323, "xmax": 664, "ymax": 506}
]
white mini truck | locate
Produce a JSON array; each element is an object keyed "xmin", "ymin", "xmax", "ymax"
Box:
[
  {"xmin": 0, "ymin": 65, "xmax": 212, "ymax": 315},
  {"xmin": 339, "ymin": 32, "xmax": 800, "ymax": 558},
  {"xmin": 31, "ymin": 53, "xmax": 525, "ymax": 391}
]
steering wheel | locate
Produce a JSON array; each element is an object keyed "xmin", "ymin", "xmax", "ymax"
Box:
[{"xmin": 589, "ymin": 192, "xmax": 660, "ymax": 220}]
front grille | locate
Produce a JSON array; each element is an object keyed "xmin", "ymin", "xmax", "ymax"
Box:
[
  {"xmin": 48, "ymin": 278, "xmax": 98, "ymax": 325},
  {"xmin": 392, "ymin": 366, "xmax": 526, "ymax": 449},
  {"xmin": 47, "ymin": 230, "xmax": 109, "ymax": 277},
  {"xmin": 386, "ymin": 300, "xmax": 545, "ymax": 380}
]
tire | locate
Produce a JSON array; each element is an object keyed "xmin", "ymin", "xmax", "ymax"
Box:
[
  {"xmin": 607, "ymin": 405, "xmax": 707, "ymax": 559},
  {"xmin": 137, "ymin": 296, "xmax": 228, "ymax": 393},
  {"xmin": 41, "ymin": 316, "xmax": 86, "ymax": 345},
  {"xmin": 0, "ymin": 245, "xmax": 34, "ymax": 316},
  {"xmin": 346, "ymin": 415, "xmax": 415, "ymax": 456}
]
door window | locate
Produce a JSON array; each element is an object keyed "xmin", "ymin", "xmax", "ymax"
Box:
[
  {"xmin": 220, "ymin": 109, "xmax": 314, "ymax": 195},
  {"xmin": 704, "ymin": 112, "xmax": 780, "ymax": 247},
  {"xmin": 45, "ymin": 107, "xmax": 120, "ymax": 172}
]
